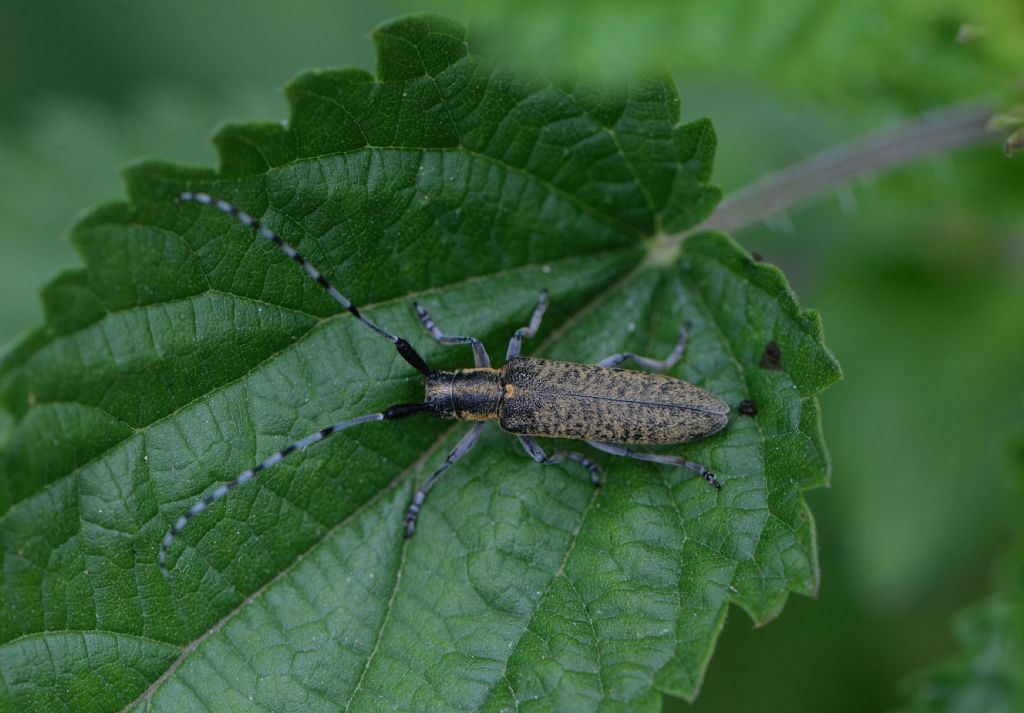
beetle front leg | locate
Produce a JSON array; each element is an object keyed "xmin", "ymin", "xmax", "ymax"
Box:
[
  {"xmin": 413, "ymin": 301, "xmax": 492, "ymax": 367},
  {"xmin": 505, "ymin": 290, "xmax": 549, "ymax": 361},
  {"xmin": 517, "ymin": 435, "xmax": 602, "ymax": 487},
  {"xmin": 585, "ymin": 440, "xmax": 721, "ymax": 489},
  {"xmin": 405, "ymin": 422, "xmax": 486, "ymax": 537},
  {"xmin": 596, "ymin": 323, "xmax": 689, "ymax": 370}
]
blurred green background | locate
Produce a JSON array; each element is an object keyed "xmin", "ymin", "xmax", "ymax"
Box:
[{"xmin": 2, "ymin": 2, "xmax": 1022, "ymax": 711}]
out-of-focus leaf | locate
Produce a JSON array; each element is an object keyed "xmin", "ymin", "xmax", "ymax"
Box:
[
  {"xmin": 0, "ymin": 88, "xmax": 287, "ymax": 347},
  {"xmin": 421, "ymin": 0, "xmax": 1024, "ymax": 110},
  {"xmin": 894, "ymin": 431, "xmax": 1024, "ymax": 713}
]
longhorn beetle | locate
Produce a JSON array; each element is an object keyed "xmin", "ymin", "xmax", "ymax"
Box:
[{"xmin": 160, "ymin": 192, "xmax": 730, "ymax": 581}]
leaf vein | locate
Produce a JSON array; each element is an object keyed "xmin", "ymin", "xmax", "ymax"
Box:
[
  {"xmin": 343, "ymin": 537, "xmax": 409, "ymax": 711},
  {"xmin": 118, "ymin": 422, "xmax": 456, "ymax": 713}
]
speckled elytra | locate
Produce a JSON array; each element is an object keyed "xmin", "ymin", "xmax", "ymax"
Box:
[{"xmin": 160, "ymin": 192, "xmax": 729, "ymax": 581}]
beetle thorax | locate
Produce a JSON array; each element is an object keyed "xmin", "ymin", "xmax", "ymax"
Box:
[{"xmin": 425, "ymin": 368, "xmax": 503, "ymax": 420}]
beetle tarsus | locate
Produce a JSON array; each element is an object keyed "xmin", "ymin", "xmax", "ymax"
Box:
[
  {"xmin": 404, "ymin": 510, "xmax": 420, "ymax": 538},
  {"xmin": 596, "ymin": 322, "xmax": 690, "ymax": 371},
  {"xmin": 585, "ymin": 440, "xmax": 722, "ymax": 492}
]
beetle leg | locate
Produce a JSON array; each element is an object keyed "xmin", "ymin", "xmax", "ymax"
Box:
[
  {"xmin": 596, "ymin": 323, "xmax": 689, "ymax": 370},
  {"xmin": 412, "ymin": 301, "xmax": 491, "ymax": 367},
  {"xmin": 505, "ymin": 290, "xmax": 549, "ymax": 360},
  {"xmin": 517, "ymin": 436, "xmax": 602, "ymax": 487},
  {"xmin": 405, "ymin": 422, "xmax": 486, "ymax": 537},
  {"xmin": 585, "ymin": 440, "xmax": 721, "ymax": 490}
]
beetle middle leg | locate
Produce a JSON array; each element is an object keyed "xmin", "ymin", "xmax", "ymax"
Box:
[
  {"xmin": 585, "ymin": 440, "xmax": 721, "ymax": 489},
  {"xmin": 405, "ymin": 422, "xmax": 487, "ymax": 537},
  {"xmin": 517, "ymin": 435, "xmax": 602, "ymax": 487},
  {"xmin": 597, "ymin": 323, "xmax": 689, "ymax": 370},
  {"xmin": 413, "ymin": 301, "xmax": 491, "ymax": 367},
  {"xmin": 505, "ymin": 289, "xmax": 549, "ymax": 360}
]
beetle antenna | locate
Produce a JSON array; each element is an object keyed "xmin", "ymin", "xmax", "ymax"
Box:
[
  {"xmin": 159, "ymin": 402, "xmax": 430, "ymax": 581},
  {"xmin": 178, "ymin": 192, "xmax": 432, "ymax": 376}
]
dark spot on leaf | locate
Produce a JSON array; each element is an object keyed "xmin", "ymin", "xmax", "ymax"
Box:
[
  {"xmin": 760, "ymin": 340, "xmax": 782, "ymax": 370},
  {"xmin": 739, "ymin": 399, "xmax": 757, "ymax": 416},
  {"xmin": 751, "ymin": 251, "xmax": 765, "ymax": 263}
]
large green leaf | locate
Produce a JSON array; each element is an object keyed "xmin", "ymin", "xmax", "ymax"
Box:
[{"xmin": 0, "ymin": 15, "xmax": 839, "ymax": 712}]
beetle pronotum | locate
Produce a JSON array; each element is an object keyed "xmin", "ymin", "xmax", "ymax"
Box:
[{"xmin": 160, "ymin": 192, "xmax": 729, "ymax": 581}]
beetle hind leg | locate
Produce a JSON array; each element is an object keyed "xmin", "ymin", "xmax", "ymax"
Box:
[
  {"xmin": 585, "ymin": 440, "xmax": 721, "ymax": 490},
  {"xmin": 518, "ymin": 436, "xmax": 602, "ymax": 487},
  {"xmin": 597, "ymin": 322, "xmax": 689, "ymax": 371}
]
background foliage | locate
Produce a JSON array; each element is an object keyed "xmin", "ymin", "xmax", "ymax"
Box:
[
  {"xmin": 1, "ymin": 1, "xmax": 1022, "ymax": 711},
  {"xmin": 895, "ymin": 434, "xmax": 1024, "ymax": 713}
]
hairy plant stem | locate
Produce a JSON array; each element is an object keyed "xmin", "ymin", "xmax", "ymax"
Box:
[{"xmin": 671, "ymin": 99, "xmax": 1001, "ymax": 243}]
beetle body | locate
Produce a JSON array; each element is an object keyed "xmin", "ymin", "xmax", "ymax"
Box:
[
  {"xmin": 161, "ymin": 192, "xmax": 731, "ymax": 582},
  {"xmin": 426, "ymin": 358, "xmax": 729, "ymax": 444}
]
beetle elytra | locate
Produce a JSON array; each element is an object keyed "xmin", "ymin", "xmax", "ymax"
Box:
[{"xmin": 160, "ymin": 192, "xmax": 729, "ymax": 581}]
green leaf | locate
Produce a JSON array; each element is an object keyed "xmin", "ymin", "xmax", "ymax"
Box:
[{"xmin": 0, "ymin": 14, "xmax": 839, "ymax": 712}]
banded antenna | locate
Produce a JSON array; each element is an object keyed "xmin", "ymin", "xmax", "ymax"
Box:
[{"xmin": 161, "ymin": 193, "xmax": 434, "ymax": 580}]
